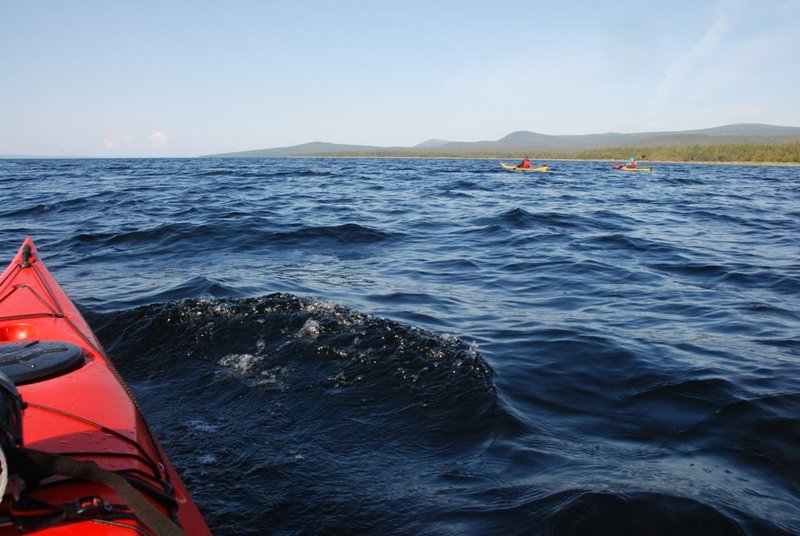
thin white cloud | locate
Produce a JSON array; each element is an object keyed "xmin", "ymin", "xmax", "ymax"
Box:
[
  {"xmin": 103, "ymin": 132, "xmax": 167, "ymax": 153},
  {"xmin": 103, "ymin": 134, "xmax": 138, "ymax": 150},
  {"xmin": 150, "ymin": 131, "xmax": 168, "ymax": 148},
  {"xmin": 724, "ymin": 105, "xmax": 766, "ymax": 118},
  {"xmin": 646, "ymin": 0, "xmax": 744, "ymax": 118}
]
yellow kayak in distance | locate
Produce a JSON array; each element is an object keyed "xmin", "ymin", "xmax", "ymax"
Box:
[
  {"xmin": 501, "ymin": 163, "xmax": 548, "ymax": 172},
  {"xmin": 612, "ymin": 164, "xmax": 652, "ymax": 172}
]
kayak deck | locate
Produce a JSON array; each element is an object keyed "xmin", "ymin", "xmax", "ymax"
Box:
[{"xmin": 0, "ymin": 239, "xmax": 210, "ymax": 535}]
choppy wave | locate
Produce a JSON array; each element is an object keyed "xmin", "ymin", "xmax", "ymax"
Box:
[
  {"xmin": 91, "ymin": 294, "xmax": 500, "ymax": 533},
  {"xmin": 2, "ymin": 158, "xmax": 799, "ymax": 534}
]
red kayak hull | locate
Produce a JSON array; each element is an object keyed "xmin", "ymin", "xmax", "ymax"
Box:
[{"xmin": 0, "ymin": 239, "xmax": 210, "ymax": 535}]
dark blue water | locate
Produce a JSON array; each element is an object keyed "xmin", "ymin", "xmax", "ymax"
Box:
[{"xmin": 0, "ymin": 158, "xmax": 798, "ymax": 535}]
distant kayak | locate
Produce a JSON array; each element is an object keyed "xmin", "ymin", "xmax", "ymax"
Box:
[
  {"xmin": 612, "ymin": 164, "xmax": 652, "ymax": 172},
  {"xmin": 501, "ymin": 163, "xmax": 548, "ymax": 172}
]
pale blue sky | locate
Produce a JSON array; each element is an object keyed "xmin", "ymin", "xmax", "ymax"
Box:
[{"xmin": 2, "ymin": 0, "xmax": 798, "ymax": 157}]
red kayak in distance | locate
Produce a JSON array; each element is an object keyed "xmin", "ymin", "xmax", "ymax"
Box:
[{"xmin": 0, "ymin": 238, "xmax": 211, "ymax": 535}]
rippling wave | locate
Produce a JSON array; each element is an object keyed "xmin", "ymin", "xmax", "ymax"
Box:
[
  {"xmin": 90, "ymin": 295, "xmax": 498, "ymax": 534},
  {"xmin": 1, "ymin": 158, "xmax": 798, "ymax": 534}
]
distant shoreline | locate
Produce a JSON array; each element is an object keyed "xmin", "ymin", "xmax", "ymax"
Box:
[
  {"xmin": 253, "ymin": 155, "xmax": 800, "ymax": 167},
  {"xmin": 2, "ymin": 155, "xmax": 798, "ymax": 166},
  {"xmin": 202, "ymin": 124, "xmax": 800, "ymax": 163}
]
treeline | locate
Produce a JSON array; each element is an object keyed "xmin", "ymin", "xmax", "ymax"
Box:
[
  {"xmin": 566, "ymin": 142, "xmax": 800, "ymax": 163},
  {"xmin": 305, "ymin": 141, "xmax": 800, "ymax": 163}
]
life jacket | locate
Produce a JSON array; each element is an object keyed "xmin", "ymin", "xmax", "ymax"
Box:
[{"xmin": 521, "ymin": 160, "xmax": 531, "ymax": 169}]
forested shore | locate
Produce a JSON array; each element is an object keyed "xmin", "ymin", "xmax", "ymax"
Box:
[
  {"xmin": 564, "ymin": 142, "xmax": 800, "ymax": 163},
  {"xmin": 301, "ymin": 141, "xmax": 800, "ymax": 164}
]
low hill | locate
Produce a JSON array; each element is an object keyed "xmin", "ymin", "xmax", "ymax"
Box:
[
  {"xmin": 413, "ymin": 139, "xmax": 453, "ymax": 148},
  {"xmin": 203, "ymin": 141, "xmax": 393, "ymax": 158}
]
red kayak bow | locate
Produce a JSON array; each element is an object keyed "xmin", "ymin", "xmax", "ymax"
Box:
[{"xmin": 0, "ymin": 239, "xmax": 211, "ymax": 535}]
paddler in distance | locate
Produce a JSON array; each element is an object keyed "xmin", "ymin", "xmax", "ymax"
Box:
[{"xmin": 518, "ymin": 156, "xmax": 532, "ymax": 169}]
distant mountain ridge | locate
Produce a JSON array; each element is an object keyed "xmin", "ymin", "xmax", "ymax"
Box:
[
  {"xmin": 207, "ymin": 141, "xmax": 391, "ymax": 158},
  {"xmin": 201, "ymin": 123, "xmax": 800, "ymax": 158},
  {"xmin": 414, "ymin": 139, "xmax": 453, "ymax": 148}
]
